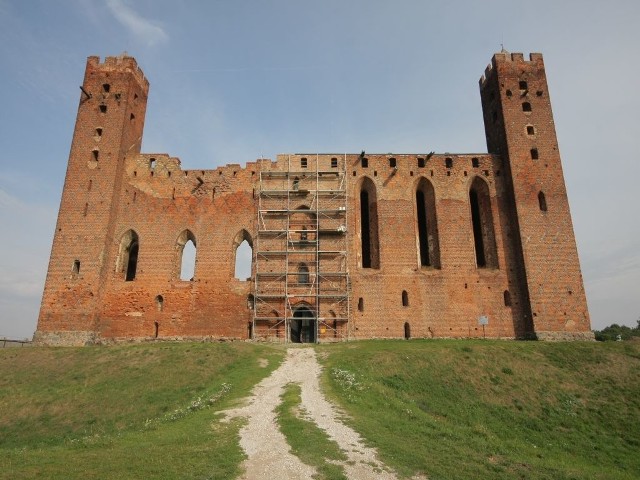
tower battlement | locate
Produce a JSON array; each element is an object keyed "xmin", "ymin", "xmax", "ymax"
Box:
[
  {"xmin": 86, "ymin": 55, "xmax": 149, "ymax": 94},
  {"xmin": 480, "ymin": 52, "xmax": 544, "ymax": 86}
]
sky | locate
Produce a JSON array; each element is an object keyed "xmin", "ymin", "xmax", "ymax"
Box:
[{"xmin": 0, "ymin": 0, "xmax": 639, "ymax": 339}]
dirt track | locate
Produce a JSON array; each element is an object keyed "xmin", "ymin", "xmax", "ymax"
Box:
[{"xmin": 223, "ymin": 347, "xmax": 398, "ymax": 479}]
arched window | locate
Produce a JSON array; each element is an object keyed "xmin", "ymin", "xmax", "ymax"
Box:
[
  {"xmin": 469, "ymin": 177, "xmax": 498, "ymax": 268},
  {"xmin": 359, "ymin": 177, "xmax": 380, "ymax": 269},
  {"xmin": 402, "ymin": 290, "xmax": 409, "ymax": 307},
  {"xmin": 233, "ymin": 229, "xmax": 253, "ymax": 281},
  {"xmin": 155, "ymin": 295, "xmax": 164, "ymax": 311},
  {"xmin": 416, "ymin": 177, "xmax": 441, "ymax": 268},
  {"xmin": 116, "ymin": 230, "xmax": 139, "ymax": 281},
  {"xmin": 298, "ymin": 263, "xmax": 310, "ymax": 284},
  {"xmin": 538, "ymin": 191, "xmax": 547, "ymax": 212},
  {"xmin": 176, "ymin": 230, "xmax": 197, "ymax": 281}
]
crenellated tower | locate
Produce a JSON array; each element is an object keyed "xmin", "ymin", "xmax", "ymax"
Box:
[
  {"xmin": 35, "ymin": 55, "xmax": 149, "ymax": 344},
  {"xmin": 479, "ymin": 52, "xmax": 591, "ymax": 339}
]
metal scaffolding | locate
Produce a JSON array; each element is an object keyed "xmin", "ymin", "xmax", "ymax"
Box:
[{"xmin": 252, "ymin": 154, "xmax": 349, "ymax": 342}]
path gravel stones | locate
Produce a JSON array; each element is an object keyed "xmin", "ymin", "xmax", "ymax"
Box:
[{"xmin": 222, "ymin": 347, "xmax": 399, "ymax": 480}]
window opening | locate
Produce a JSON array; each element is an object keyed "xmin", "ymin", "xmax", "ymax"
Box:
[
  {"xmin": 522, "ymin": 102, "xmax": 532, "ymax": 112},
  {"xmin": 504, "ymin": 290, "xmax": 511, "ymax": 307},
  {"xmin": 445, "ymin": 158, "xmax": 453, "ymax": 169},
  {"xmin": 233, "ymin": 230, "xmax": 253, "ymax": 281},
  {"xmin": 538, "ymin": 191, "xmax": 547, "ymax": 212},
  {"xmin": 99, "ymin": 105, "xmax": 107, "ymax": 114},
  {"xmin": 530, "ymin": 148, "xmax": 539, "ymax": 160},
  {"xmin": 298, "ymin": 263, "xmax": 310, "ymax": 284},
  {"xmin": 117, "ymin": 230, "xmax": 140, "ymax": 281},
  {"xmin": 404, "ymin": 322, "xmax": 411, "ymax": 339},
  {"xmin": 301, "ymin": 157, "xmax": 307, "ymax": 168},
  {"xmin": 358, "ymin": 297, "xmax": 364, "ymax": 311},
  {"xmin": 418, "ymin": 157, "xmax": 425, "ymax": 168},
  {"xmin": 83, "ymin": 203, "xmax": 88, "ymax": 217},
  {"xmin": 72, "ymin": 260, "xmax": 80, "ymax": 274},
  {"xmin": 95, "ymin": 128, "xmax": 103, "ymax": 137},
  {"xmin": 156, "ymin": 295, "xmax": 164, "ymax": 311},
  {"xmin": 402, "ymin": 290, "xmax": 409, "ymax": 307},
  {"xmin": 470, "ymin": 177, "xmax": 498, "ymax": 268},
  {"xmin": 292, "ymin": 177, "xmax": 299, "ymax": 191},
  {"xmin": 331, "ymin": 157, "xmax": 338, "ymax": 168},
  {"xmin": 175, "ymin": 230, "xmax": 196, "ymax": 281},
  {"xmin": 472, "ymin": 157, "xmax": 479, "ymax": 168},
  {"xmin": 506, "ymin": 89, "xmax": 512, "ymax": 97},
  {"xmin": 519, "ymin": 80, "xmax": 528, "ymax": 90},
  {"xmin": 154, "ymin": 321, "xmax": 159, "ymax": 338},
  {"xmin": 416, "ymin": 178, "xmax": 440, "ymax": 268},
  {"xmin": 361, "ymin": 157, "xmax": 368, "ymax": 168},
  {"xmin": 389, "ymin": 157, "xmax": 397, "ymax": 168},
  {"xmin": 359, "ymin": 178, "xmax": 380, "ymax": 269},
  {"xmin": 92, "ymin": 150, "xmax": 99, "ymax": 162},
  {"xmin": 130, "ymin": 113, "xmax": 135, "ymax": 121},
  {"xmin": 526, "ymin": 125, "xmax": 535, "ymax": 135},
  {"xmin": 247, "ymin": 294, "xmax": 254, "ymax": 310},
  {"xmin": 102, "ymin": 83, "xmax": 110, "ymax": 93},
  {"xmin": 88, "ymin": 180, "xmax": 92, "ymax": 191}
]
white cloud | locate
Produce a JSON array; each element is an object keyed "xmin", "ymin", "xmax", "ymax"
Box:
[{"xmin": 106, "ymin": 0, "xmax": 168, "ymax": 46}]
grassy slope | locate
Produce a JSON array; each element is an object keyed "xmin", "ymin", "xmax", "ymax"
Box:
[
  {"xmin": 318, "ymin": 340, "xmax": 640, "ymax": 480},
  {"xmin": 2, "ymin": 340, "xmax": 639, "ymax": 480},
  {"xmin": 0, "ymin": 342, "xmax": 285, "ymax": 480}
]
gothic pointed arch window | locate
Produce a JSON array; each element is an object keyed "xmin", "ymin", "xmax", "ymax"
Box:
[
  {"xmin": 116, "ymin": 229, "xmax": 139, "ymax": 281},
  {"xmin": 233, "ymin": 229, "xmax": 254, "ymax": 281},
  {"xmin": 469, "ymin": 177, "xmax": 498, "ymax": 268},
  {"xmin": 358, "ymin": 177, "xmax": 380, "ymax": 269},
  {"xmin": 176, "ymin": 229, "xmax": 197, "ymax": 281},
  {"xmin": 415, "ymin": 177, "xmax": 441, "ymax": 268}
]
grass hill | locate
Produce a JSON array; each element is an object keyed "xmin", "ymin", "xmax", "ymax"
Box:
[{"xmin": 1, "ymin": 340, "xmax": 639, "ymax": 479}]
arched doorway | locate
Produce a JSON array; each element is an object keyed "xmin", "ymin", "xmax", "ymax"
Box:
[{"xmin": 290, "ymin": 305, "xmax": 316, "ymax": 343}]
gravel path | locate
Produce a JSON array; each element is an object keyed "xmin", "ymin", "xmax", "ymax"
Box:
[{"xmin": 222, "ymin": 347, "xmax": 398, "ymax": 480}]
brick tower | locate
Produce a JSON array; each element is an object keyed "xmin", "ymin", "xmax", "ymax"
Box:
[
  {"xmin": 479, "ymin": 52, "xmax": 591, "ymax": 339},
  {"xmin": 35, "ymin": 55, "xmax": 149, "ymax": 344}
]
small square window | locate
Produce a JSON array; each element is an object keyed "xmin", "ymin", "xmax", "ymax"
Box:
[
  {"xmin": 519, "ymin": 81, "xmax": 528, "ymax": 90},
  {"xmin": 527, "ymin": 125, "xmax": 535, "ymax": 135},
  {"xmin": 99, "ymin": 105, "xmax": 107, "ymax": 114}
]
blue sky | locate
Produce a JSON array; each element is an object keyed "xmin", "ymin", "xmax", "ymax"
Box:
[{"xmin": 1, "ymin": 0, "xmax": 638, "ymax": 338}]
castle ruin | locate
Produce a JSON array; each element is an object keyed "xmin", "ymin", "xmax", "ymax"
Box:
[{"xmin": 35, "ymin": 52, "xmax": 593, "ymax": 345}]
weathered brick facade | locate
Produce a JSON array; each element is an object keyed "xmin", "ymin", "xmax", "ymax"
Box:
[{"xmin": 35, "ymin": 52, "xmax": 593, "ymax": 345}]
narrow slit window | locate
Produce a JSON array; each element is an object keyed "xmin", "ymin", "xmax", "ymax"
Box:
[
  {"xmin": 504, "ymin": 290, "xmax": 512, "ymax": 307},
  {"xmin": 358, "ymin": 297, "xmax": 364, "ymax": 312},
  {"xmin": 298, "ymin": 263, "xmax": 310, "ymax": 285},
  {"xmin": 402, "ymin": 290, "xmax": 409, "ymax": 307},
  {"xmin": 92, "ymin": 150, "xmax": 99, "ymax": 162},
  {"xmin": 538, "ymin": 191, "xmax": 547, "ymax": 212},
  {"xmin": 359, "ymin": 178, "xmax": 380, "ymax": 269},
  {"xmin": 72, "ymin": 260, "xmax": 80, "ymax": 274}
]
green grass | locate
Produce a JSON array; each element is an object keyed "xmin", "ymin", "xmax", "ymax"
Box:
[
  {"xmin": 276, "ymin": 383, "xmax": 348, "ymax": 480},
  {"xmin": 317, "ymin": 340, "xmax": 640, "ymax": 480},
  {"xmin": 0, "ymin": 342, "xmax": 285, "ymax": 479}
]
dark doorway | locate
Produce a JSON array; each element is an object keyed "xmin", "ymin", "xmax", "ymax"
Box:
[{"xmin": 290, "ymin": 306, "xmax": 316, "ymax": 343}]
